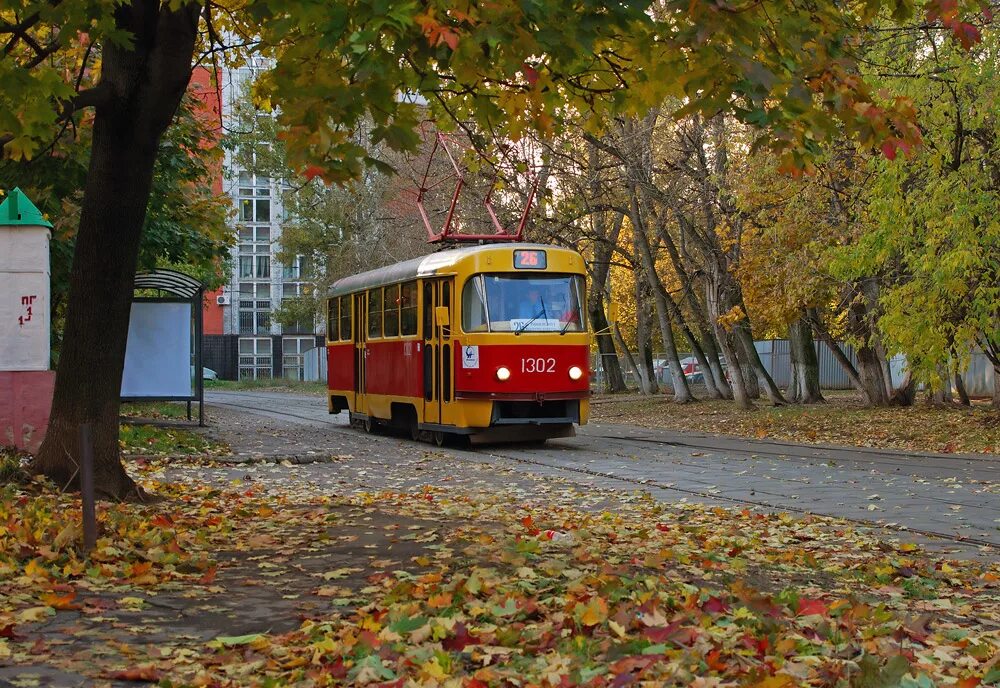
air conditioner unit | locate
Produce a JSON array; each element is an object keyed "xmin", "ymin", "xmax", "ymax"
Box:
[{"xmin": 216, "ymin": 294, "xmax": 230, "ymax": 306}]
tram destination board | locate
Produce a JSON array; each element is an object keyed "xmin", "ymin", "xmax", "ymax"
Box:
[{"xmin": 513, "ymin": 249, "xmax": 546, "ymax": 270}]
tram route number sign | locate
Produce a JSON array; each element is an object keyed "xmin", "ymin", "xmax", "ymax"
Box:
[
  {"xmin": 462, "ymin": 345, "xmax": 479, "ymax": 369},
  {"xmin": 513, "ymin": 249, "xmax": 546, "ymax": 269}
]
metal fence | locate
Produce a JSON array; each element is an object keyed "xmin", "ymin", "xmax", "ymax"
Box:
[
  {"xmin": 593, "ymin": 341, "xmax": 995, "ymax": 396},
  {"xmin": 301, "ymin": 346, "xmax": 328, "ymax": 382}
]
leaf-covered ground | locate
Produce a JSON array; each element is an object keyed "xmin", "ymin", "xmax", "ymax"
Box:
[
  {"xmin": 1, "ymin": 457, "xmax": 997, "ymax": 687},
  {"xmin": 590, "ymin": 394, "xmax": 1000, "ymax": 455}
]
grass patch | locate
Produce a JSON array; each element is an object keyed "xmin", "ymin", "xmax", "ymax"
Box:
[
  {"xmin": 590, "ymin": 394, "xmax": 1000, "ymax": 454},
  {"xmin": 120, "ymin": 401, "xmax": 191, "ymax": 420},
  {"xmin": 205, "ymin": 379, "xmax": 328, "ymax": 396},
  {"xmin": 0, "ymin": 447, "xmax": 29, "ymax": 484},
  {"xmin": 119, "ymin": 424, "xmax": 224, "ymax": 456}
]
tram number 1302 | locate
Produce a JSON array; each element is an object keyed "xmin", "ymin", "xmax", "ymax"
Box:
[{"xmin": 521, "ymin": 357, "xmax": 556, "ymax": 373}]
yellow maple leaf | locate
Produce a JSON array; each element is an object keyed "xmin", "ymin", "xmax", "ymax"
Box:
[{"xmin": 579, "ymin": 597, "xmax": 608, "ymax": 627}]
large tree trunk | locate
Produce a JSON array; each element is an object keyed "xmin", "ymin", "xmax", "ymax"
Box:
[
  {"xmin": 847, "ymin": 282, "xmax": 891, "ymax": 407},
  {"xmin": 33, "ymin": 2, "xmax": 201, "ymax": 499},
  {"xmin": 788, "ymin": 317, "xmax": 824, "ymax": 404}
]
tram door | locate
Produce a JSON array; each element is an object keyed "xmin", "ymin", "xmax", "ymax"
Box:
[
  {"xmin": 422, "ymin": 279, "xmax": 455, "ymax": 426},
  {"xmin": 353, "ymin": 292, "xmax": 366, "ymax": 415}
]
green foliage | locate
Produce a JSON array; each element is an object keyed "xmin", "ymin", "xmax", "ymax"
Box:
[
  {"xmin": 0, "ymin": 95, "xmax": 232, "ymax": 353},
  {"xmin": 830, "ymin": 23, "xmax": 1000, "ymax": 383}
]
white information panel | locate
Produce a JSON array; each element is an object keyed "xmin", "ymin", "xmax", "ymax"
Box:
[{"xmin": 120, "ymin": 302, "xmax": 193, "ymax": 397}]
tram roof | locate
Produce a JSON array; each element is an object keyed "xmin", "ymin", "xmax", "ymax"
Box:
[{"xmin": 328, "ymin": 243, "xmax": 574, "ymax": 297}]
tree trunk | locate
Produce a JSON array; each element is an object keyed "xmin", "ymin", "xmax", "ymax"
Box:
[
  {"xmin": 953, "ymin": 359, "xmax": 970, "ymax": 407},
  {"xmin": 584, "ymin": 148, "xmax": 626, "ymax": 394},
  {"xmin": 788, "ymin": 317, "xmax": 824, "ymax": 403},
  {"xmin": 788, "ymin": 342, "xmax": 801, "ymax": 404},
  {"xmin": 930, "ymin": 363, "xmax": 953, "ymax": 406},
  {"xmin": 628, "ymin": 190, "xmax": 693, "ymax": 403},
  {"xmin": 810, "ymin": 311, "xmax": 867, "ymax": 397},
  {"xmin": 655, "ymin": 216, "xmax": 731, "ymax": 399},
  {"xmin": 847, "ymin": 284, "xmax": 891, "ymax": 407},
  {"xmin": 734, "ymin": 322, "xmax": 786, "ymax": 405},
  {"xmin": 889, "ymin": 369, "xmax": 917, "ymax": 406},
  {"xmin": 591, "ymin": 303, "xmax": 626, "ymax": 393},
  {"xmin": 634, "ymin": 274, "xmax": 659, "ymax": 395},
  {"xmin": 612, "ymin": 323, "xmax": 643, "ymax": 393},
  {"xmin": 705, "ymin": 278, "xmax": 753, "ymax": 410},
  {"xmin": 993, "ymin": 362, "xmax": 1000, "ymax": 409},
  {"xmin": 33, "ymin": 2, "xmax": 201, "ymax": 499}
]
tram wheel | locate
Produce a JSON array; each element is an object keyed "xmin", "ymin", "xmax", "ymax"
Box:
[
  {"xmin": 432, "ymin": 431, "xmax": 446, "ymax": 447},
  {"xmin": 409, "ymin": 421, "xmax": 420, "ymax": 442},
  {"xmin": 363, "ymin": 416, "xmax": 375, "ymax": 434}
]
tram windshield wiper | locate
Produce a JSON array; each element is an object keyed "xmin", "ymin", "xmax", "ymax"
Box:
[
  {"xmin": 515, "ymin": 297, "xmax": 546, "ymax": 335},
  {"xmin": 559, "ymin": 318, "xmax": 574, "ymax": 335}
]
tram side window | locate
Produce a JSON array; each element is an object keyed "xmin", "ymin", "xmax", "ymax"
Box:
[
  {"xmin": 339, "ymin": 295, "xmax": 351, "ymax": 341},
  {"xmin": 462, "ymin": 276, "xmax": 489, "ymax": 332},
  {"xmin": 422, "ymin": 281, "xmax": 434, "ymax": 338},
  {"xmin": 383, "ymin": 284, "xmax": 400, "ymax": 337},
  {"xmin": 367, "ymin": 288, "xmax": 382, "ymax": 338},
  {"xmin": 400, "ymin": 282, "xmax": 418, "ymax": 336},
  {"xmin": 327, "ymin": 299, "xmax": 338, "ymax": 341}
]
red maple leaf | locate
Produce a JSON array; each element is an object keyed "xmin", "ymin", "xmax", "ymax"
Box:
[{"xmin": 796, "ymin": 598, "xmax": 829, "ymax": 616}]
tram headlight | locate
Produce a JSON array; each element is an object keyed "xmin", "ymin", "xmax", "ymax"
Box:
[
  {"xmin": 568, "ymin": 366, "xmax": 584, "ymax": 381},
  {"xmin": 496, "ymin": 366, "xmax": 511, "ymax": 381}
]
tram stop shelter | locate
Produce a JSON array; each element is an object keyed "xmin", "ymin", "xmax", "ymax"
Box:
[{"xmin": 121, "ymin": 269, "xmax": 205, "ymax": 426}]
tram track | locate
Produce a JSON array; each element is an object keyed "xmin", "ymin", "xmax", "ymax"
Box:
[
  {"xmin": 203, "ymin": 394, "xmax": 999, "ymax": 551},
  {"xmin": 471, "ymin": 445, "xmax": 1000, "ymax": 551}
]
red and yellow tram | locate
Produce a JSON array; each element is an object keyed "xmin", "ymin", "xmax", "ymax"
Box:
[{"xmin": 325, "ymin": 243, "xmax": 590, "ymax": 444}]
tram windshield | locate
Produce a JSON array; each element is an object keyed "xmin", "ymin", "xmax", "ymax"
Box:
[{"xmin": 462, "ymin": 274, "xmax": 586, "ymax": 333}]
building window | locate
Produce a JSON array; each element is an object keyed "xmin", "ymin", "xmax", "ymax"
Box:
[
  {"xmin": 255, "ymin": 255, "xmax": 271, "ymax": 279},
  {"xmin": 282, "ymin": 255, "xmax": 306, "ymax": 280},
  {"xmin": 239, "ymin": 337, "xmax": 272, "ymax": 380},
  {"xmin": 282, "ymin": 336, "xmax": 315, "ymax": 381},
  {"xmin": 239, "ymin": 256, "xmax": 253, "ymax": 279},
  {"xmin": 239, "ymin": 297, "xmax": 271, "ymax": 335},
  {"xmin": 238, "ymin": 173, "xmax": 271, "ymax": 223},
  {"xmin": 240, "ymin": 282, "xmax": 271, "ymax": 298}
]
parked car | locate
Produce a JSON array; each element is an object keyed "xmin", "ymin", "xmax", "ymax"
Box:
[{"xmin": 192, "ymin": 366, "xmax": 218, "ymax": 380}]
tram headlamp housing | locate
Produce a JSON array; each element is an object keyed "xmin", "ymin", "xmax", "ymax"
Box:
[
  {"xmin": 496, "ymin": 366, "xmax": 511, "ymax": 381},
  {"xmin": 568, "ymin": 366, "xmax": 584, "ymax": 381}
]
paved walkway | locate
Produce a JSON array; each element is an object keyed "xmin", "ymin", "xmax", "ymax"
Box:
[{"xmin": 197, "ymin": 391, "xmax": 999, "ymax": 557}]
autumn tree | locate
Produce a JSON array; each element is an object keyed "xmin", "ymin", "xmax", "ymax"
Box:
[{"xmin": 2, "ymin": 0, "xmax": 984, "ymax": 497}]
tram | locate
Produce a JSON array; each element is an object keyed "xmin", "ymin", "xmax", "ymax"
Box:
[{"xmin": 325, "ymin": 243, "xmax": 590, "ymax": 444}]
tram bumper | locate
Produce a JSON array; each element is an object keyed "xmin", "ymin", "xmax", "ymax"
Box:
[
  {"xmin": 470, "ymin": 422, "xmax": 575, "ymax": 445},
  {"xmin": 463, "ymin": 396, "xmax": 580, "ymax": 444}
]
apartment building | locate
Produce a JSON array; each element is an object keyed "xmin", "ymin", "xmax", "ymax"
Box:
[{"xmin": 202, "ymin": 63, "xmax": 323, "ymax": 381}]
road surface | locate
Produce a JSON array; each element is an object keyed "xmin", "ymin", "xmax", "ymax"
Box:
[{"xmin": 201, "ymin": 390, "xmax": 1000, "ymax": 557}]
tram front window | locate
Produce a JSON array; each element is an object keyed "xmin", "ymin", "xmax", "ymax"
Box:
[{"xmin": 462, "ymin": 274, "xmax": 586, "ymax": 333}]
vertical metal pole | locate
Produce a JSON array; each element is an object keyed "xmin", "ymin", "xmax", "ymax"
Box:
[{"xmin": 78, "ymin": 424, "xmax": 97, "ymax": 554}]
